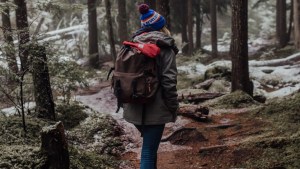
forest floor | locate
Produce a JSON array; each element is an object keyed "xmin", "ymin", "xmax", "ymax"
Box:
[
  {"xmin": 0, "ymin": 46, "xmax": 299, "ymax": 169},
  {"xmin": 121, "ymin": 108, "xmax": 265, "ymax": 169},
  {"xmin": 77, "ymin": 81, "xmax": 299, "ymax": 169}
]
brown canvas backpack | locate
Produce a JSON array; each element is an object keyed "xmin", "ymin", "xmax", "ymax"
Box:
[{"xmin": 108, "ymin": 42, "xmax": 161, "ymax": 112}]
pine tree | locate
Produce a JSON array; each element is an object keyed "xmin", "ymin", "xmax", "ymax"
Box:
[
  {"xmin": 1, "ymin": 0, "xmax": 18, "ymax": 74},
  {"xmin": 230, "ymin": 0, "xmax": 253, "ymax": 96},
  {"xmin": 294, "ymin": 0, "xmax": 300, "ymax": 49},
  {"xmin": 87, "ymin": 0, "xmax": 99, "ymax": 68},
  {"xmin": 14, "ymin": 0, "xmax": 30, "ymax": 71},
  {"xmin": 105, "ymin": 0, "xmax": 117, "ymax": 61},
  {"xmin": 117, "ymin": 0, "xmax": 128, "ymax": 43},
  {"xmin": 156, "ymin": 0, "xmax": 170, "ymax": 29},
  {"xmin": 210, "ymin": 0, "xmax": 218, "ymax": 57}
]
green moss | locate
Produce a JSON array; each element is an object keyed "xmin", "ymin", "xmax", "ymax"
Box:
[
  {"xmin": 259, "ymin": 93, "xmax": 300, "ymax": 134},
  {"xmin": 0, "ymin": 145, "xmax": 46, "ymax": 169},
  {"xmin": 56, "ymin": 103, "xmax": 88, "ymax": 129},
  {"xmin": 0, "ymin": 104, "xmax": 124, "ymax": 169},
  {"xmin": 240, "ymin": 137, "xmax": 300, "ymax": 169},
  {"xmin": 69, "ymin": 114, "xmax": 124, "ymax": 156},
  {"xmin": 204, "ymin": 66, "xmax": 231, "ymax": 80},
  {"xmin": 0, "ymin": 115, "xmax": 49, "ymax": 145},
  {"xmin": 69, "ymin": 147, "xmax": 118, "ymax": 169},
  {"xmin": 210, "ymin": 90, "xmax": 257, "ymax": 108},
  {"xmin": 177, "ymin": 71, "xmax": 205, "ymax": 90},
  {"xmin": 236, "ymin": 93, "xmax": 300, "ymax": 169}
]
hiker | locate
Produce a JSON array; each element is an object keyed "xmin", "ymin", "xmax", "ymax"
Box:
[{"xmin": 122, "ymin": 4, "xmax": 179, "ymax": 169}]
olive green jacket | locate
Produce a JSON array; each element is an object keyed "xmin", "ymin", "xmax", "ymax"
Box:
[{"xmin": 123, "ymin": 31, "xmax": 179, "ymax": 125}]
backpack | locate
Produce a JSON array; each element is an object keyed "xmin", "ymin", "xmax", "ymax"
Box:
[{"xmin": 108, "ymin": 41, "xmax": 161, "ymax": 113}]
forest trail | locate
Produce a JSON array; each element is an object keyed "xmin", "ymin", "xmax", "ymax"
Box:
[{"xmin": 76, "ymin": 82, "xmax": 267, "ymax": 169}]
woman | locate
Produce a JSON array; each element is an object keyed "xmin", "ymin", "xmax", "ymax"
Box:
[{"xmin": 123, "ymin": 4, "xmax": 179, "ymax": 169}]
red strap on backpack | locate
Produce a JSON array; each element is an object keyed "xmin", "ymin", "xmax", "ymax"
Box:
[{"xmin": 123, "ymin": 41, "xmax": 160, "ymax": 58}]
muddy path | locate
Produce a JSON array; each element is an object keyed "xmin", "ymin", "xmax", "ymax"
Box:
[{"xmin": 76, "ymin": 84, "xmax": 267, "ymax": 169}]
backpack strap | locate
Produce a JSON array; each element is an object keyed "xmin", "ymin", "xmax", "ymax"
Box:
[
  {"xmin": 106, "ymin": 67, "xmax": 115, "ymax": 80},
  {"xmin": 114, "ymin": 79, "xmax": 123, "ymax": 113}
]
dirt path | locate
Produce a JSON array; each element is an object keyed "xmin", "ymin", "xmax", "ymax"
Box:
[{"xmin": 76, "ymin": 84, "xmax": 267, "ymax": 169}]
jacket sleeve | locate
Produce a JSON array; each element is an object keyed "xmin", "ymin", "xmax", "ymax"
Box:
[{"xmin": 159, "ymin": 48, "xmax": 179, "ymax": 113}]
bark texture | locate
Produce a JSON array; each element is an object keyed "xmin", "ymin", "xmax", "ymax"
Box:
[
  {"xmin": 230, "ymin": 0, "xmax": 253, "ymax": 96},
  {"xmin": 14, "ymin": 0, "xmax": 30, "ymax": 71},
  {"xmin": 195, "ymin": 0, "xmax": 203, "ymax": 49},
  {"xmin": 156, "ymin": 0, "xmax": 170, "ymax": 29},
  {"xmin": 210, "ymin": 0, "xmax": 218, "ymax": 57},
  {"xmin": 1, "ymin": 0, "xmax": 18, "ymax": 73},
  {"xmin": 41, "ymin": 121, "xmax": 69, "ymax": 169},
  {"xmin": 31, "ymin": 45, "xmax": 55, "ymax": 120},
  {"xmin": 187, "ymin": 0, "xmax": 194, "ymax": 55},
  {"xmin": 276, "ymin": 0, "xmax": 288, "ymax": 48},
  {"xmin": 181, "ymin": 0, "xmax": 188, "ymax": 43},
  {"xmin": 295, "ymin": 0, "xmax": 300, "ymax": 49},
  {"xmin": 117, "ymin": 0, "xmax": 128, "ymax": 42},
  {"xmin": 105, "ymin": 0, "xmax": 117, "ymax": 61},
  {"xmin": 88, "ymin": 0, "xmax": 99, "ymax": 68}
]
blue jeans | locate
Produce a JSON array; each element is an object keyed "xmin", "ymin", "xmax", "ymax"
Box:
[{"xmin": 135, "ymin": 124, "xmax": 165, "ymax": 169}]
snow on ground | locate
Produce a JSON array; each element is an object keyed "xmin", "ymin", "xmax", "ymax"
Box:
[
  {"xmin": 178, "ymin": 53, "xmax": 300, "ymax": 99},
  {"xmin": 0, "ymin": 102, "xmax": 36, "ymax": 116},
  {"xmin": 203, "ymin": 37, "xmax": 275, "ymax": 55}
]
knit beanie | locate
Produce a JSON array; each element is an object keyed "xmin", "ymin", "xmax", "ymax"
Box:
[{"xmin": 138, "ymin": 4, "xmax": 166, "ymax": 31}]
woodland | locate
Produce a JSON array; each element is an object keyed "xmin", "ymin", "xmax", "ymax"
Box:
[{"xmin": 0, "ymin": 0, "xmax": 300, "ymax": 169}]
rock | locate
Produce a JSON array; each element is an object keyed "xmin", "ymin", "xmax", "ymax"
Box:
[
  {"xmin": 204, "ymin": 66, "xmax": 231, "ymax": 80},
  {"xmin": 207, "ymin": 79, "xmax": 231, "ymax": 93},
  {"xmin": 262, "ymin": 69, "xmax": 274, "ymax": 74},
  {"xmin": 253, "ymin": 94, "xmax": 267, "ymax": 103}
]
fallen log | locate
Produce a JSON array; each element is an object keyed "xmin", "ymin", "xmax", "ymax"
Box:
[
  {"xmin": 193, "ymin": 79, "xmax": 215, "ymax": 90},
  {"xmin": 41, "ymin": 121, "xmax": 70, "ymax": 169},
  {"xmin": 178, "ymin": 105, "xmax": 209, "ymax": 121},
  {"xmin": 249, "ymin": 52, "xmax": 300, "ymax": 67},
  {"xmin": 178, "ymin": 92, "xmax": 224, "ymax": 103}
]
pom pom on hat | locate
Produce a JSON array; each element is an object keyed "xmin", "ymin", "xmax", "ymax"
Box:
[
  {"xmin": 139, "ymin": 4, "xmax": 150, "ymax": 14},
  {"xmin": 138, "ymin": 4, "xmax": 166, "ymax": 31}
]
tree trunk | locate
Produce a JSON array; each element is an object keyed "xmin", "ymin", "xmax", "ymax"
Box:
[
  {"xmin": 31, "ymin": 45, "xmax": 55, "ymax": 120},
  {"xmin": 117, "ymin": 0, "xmax": 128, "ymax": 43},
  {"xmin": 230, "ymin": 0, "xmax": 253, "ymax": 96},
  {"xmin": 14, "ymin": 0, "xmax": 30, "ymax": 71},
  {"xmin": 287, "ymin": 0, "xmax": 293, "ymax": 43},
  {"xmin": 210, "ymin": 0, "xmax": 218, "ymax": 57},
  {"xmin": 105, "ymin": 0, "xmax": 117, "ymax": 62},
  {"xmin": 181, "ymin": 0, "xmax": 188, "ymax": 43},
  {"xmin": 156, "ymin": 0, "xmax": 170, "ymax": 29},
  {"xmin": 276, "ymin": 0, "xmax": 288, "ymax": 48},
  {"xmin": 144, "ymin": 0, "xmax": 156, "ymax": 10},
  {"xmin": 295, "ymin": 0, "xmax": 300, "ymax": 49},
  {"xmin": 187, "ymin": 0, "xmax": 194, "ymax": 55},
  {"xmin": 88, "ymin": 0, "xmax": 99, "ymax": 68},
  {"xmin": 1, "ymin": 0, "xmax": 18, "ymax": 74},
  {"xmin": 195, "ymin": 0, "xmax": 203, "ymax": 49},
  {"xmin": 41, "ymin": 121, "xmax": 69, "ymax": 169}
]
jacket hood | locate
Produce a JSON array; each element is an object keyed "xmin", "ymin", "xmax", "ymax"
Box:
[{"xmin": 132, "ymin": 31, "xmax": 178, "ymax": 54}]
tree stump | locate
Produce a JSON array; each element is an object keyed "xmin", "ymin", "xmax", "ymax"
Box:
[{"xmin": 41, "ymin": 121, "xmax": 69, "ymax": 169}]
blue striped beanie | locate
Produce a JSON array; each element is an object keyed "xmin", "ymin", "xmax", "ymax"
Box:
[{"xmin": 139, "ymin": 4, "xmax": 166, "ymax": 31}]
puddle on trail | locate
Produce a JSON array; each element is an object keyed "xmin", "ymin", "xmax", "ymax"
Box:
[{"xmin": 76, "ymin": 87, "xmax": 191, "ymax": 157}]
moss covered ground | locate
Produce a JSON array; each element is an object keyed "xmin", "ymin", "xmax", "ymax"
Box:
[
  {"xmin": 0, "ymin": 103, "xmax": 123, "ymax": 169},
  {"xmin": 237, "ymin": 93, "xmax": 300, "ymax": 169}
]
